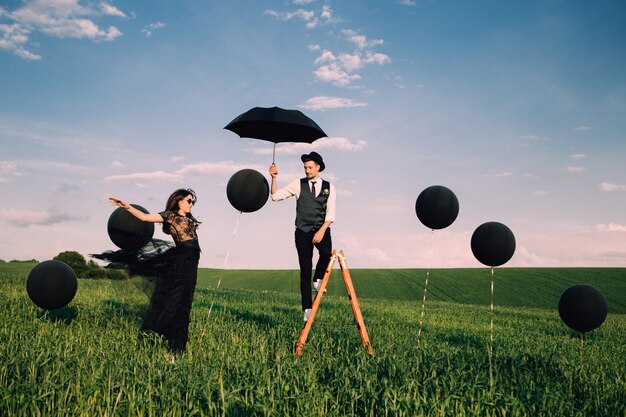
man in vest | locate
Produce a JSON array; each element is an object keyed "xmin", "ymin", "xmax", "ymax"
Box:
[{"xmin": 269, "ymin": 152, "xmax": 336, "ymax": 322}]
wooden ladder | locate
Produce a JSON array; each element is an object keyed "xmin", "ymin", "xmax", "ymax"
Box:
[{"xmin": 295, "ymin": 250, "xmax": 374, "ymax": 357}]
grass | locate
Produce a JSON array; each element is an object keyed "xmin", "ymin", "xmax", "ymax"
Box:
[
  {"xmin": 197, "ymin": 267, "xmax": 626, "ymax": 313},
  {"xmin": 0, "ymin": 260, "xmax": 40, "ymax": 276},
  {"xmin": 8, "ymin": 262, "xmax": 625, "ymax": 312},
  {"xmin": 1, "ymin": 265, "xmax": 625, "ymax": 416}
]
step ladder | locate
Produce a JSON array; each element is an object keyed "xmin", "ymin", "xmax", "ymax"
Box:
[{"xmin": 295, "ymin": 250, "xmax": 374, "ymax": 357}]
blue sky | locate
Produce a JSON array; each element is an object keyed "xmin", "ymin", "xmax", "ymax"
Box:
[{"xmin": 1, "ymin": 0, "xmax": 625, "ymax": 269}]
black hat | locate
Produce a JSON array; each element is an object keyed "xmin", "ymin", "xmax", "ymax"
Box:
[{"xmin": 300, "ymin": 152, "xmax": 325, "ymax": 172}]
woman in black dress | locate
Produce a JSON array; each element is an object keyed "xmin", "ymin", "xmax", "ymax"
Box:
[{"xmin": 106, "ymin": 188, "xmax": 201, "ymax": 357}]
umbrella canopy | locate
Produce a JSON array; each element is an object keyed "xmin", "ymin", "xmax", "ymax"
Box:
[{"xmin": 225, "ymin": 106, "xmax": 327, "ymax": 144}]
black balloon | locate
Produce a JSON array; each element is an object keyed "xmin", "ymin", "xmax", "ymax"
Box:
[
  {"xmin": 27, "ymin": 260, "xmax": 78, "ymax": 310},
  {"xmin": 107, "ymin": 204, "xmax": 154, "ymax": 250},
  {"xmin": 558, "ymin": 284, "xmax": 608, "ymax": 332},
  {"xmin": 226, "ymin": 169, "xmax": 269, "ymax": 213},
  {"xmin": 415, "ymin": 185, "xmax": 459, "ymax": 230},
  {"xmin": 470, "ymin": 222, "xmax": 516, "ymax": 267}
]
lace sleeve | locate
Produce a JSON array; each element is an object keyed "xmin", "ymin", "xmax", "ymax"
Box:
[{"xmin": 159, "ymin": 211, "xmax": 174, "ymax": 223}]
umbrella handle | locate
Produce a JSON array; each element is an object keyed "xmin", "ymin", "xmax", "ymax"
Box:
[{"xmin": 272, "ymin": 143, "xmax": 276, "ymax": 164}]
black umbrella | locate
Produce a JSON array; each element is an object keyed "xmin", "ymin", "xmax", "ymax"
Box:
[{"xmin": 224, "ymin": 106, "xmax": 327, "ymax": 162}]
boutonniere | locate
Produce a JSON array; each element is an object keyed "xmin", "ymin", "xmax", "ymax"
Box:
[{"xmin": 322, "ymin": 188, "xmax": 330, "ymax": 196}]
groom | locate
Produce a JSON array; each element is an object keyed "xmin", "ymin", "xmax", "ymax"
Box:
[{"xmin": 269, "ymin": 152, "xmax": 336, "ymax": 322}]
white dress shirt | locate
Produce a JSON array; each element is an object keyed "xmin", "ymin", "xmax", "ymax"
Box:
[{"xmin": 271, "ymin": 177, "xmax": 336, "ymax": 223}]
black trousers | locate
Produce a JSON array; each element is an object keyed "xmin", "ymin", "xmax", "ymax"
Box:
[
  {"xmin": 295, "ymin": 228, "xmax": 332, "ymax": 310},
  {"xmin": 142, "ymin": 246, "xmax": 200, "ymax": 353}
]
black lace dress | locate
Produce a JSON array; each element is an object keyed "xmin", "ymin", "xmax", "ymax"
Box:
[{"xmin": 93, "ymin": 211, "xmax": 200, "ymax": 353}]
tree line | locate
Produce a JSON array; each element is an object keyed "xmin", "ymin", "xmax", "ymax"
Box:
[{"xmin": 2, "ymin": 251, "xmax": 127, "ymax": 280}]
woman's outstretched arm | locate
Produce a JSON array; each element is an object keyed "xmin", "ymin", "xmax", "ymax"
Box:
[{"xmin": 109, "ymin": 197, "xmax": 164, "ymax": 223}]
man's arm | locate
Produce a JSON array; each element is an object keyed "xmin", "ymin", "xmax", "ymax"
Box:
[
  {"xmin": 312, "ymin": 183, "xmax": 336, "ymax": 243},
  {"xmin": 312, "ymin": 220, "xmax": 333, "ymax": 244},
  {"xmin": 324, "ymin": 183, "xmax": 336, "ymax": 222},
  {"xmin": 269, "ymin": 164, "xmax": 300, "ymax": 201},
  {"xmin": 269, "ymin": 163, "xmax": 278, "ymax": 195}
]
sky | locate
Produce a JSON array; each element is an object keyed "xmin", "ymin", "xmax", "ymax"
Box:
[{"xmin": 1, "ymin": 0, "xmax": 625, "ymax": 269}]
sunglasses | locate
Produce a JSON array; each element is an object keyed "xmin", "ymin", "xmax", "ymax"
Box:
[{"xmin": 184, "ymin": 198, "xmax": 195, "ymax": 205}]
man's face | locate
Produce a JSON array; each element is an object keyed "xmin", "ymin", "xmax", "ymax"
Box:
[{"xmin": 303, "ymin": 160, "xmax": 320, "ymax": 179}]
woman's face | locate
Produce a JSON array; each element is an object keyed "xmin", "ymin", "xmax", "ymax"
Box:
[{"xmin": 178, "ymin": 194, "xmax": 195, "ymax": 214}]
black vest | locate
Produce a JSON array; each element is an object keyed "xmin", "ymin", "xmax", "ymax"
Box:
[{"xmin": 296, "ymin": 178, "xmax": 330, "ymax": 232}]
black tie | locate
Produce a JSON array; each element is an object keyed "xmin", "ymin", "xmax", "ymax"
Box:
[{"xmin": 311, "ymin": 181, "xmax": 317, "ymax": 197}]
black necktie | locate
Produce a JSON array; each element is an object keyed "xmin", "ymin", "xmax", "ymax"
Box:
[{"xmin": 311, "ymin": 181, "xmax": 317, "ymax": 197}]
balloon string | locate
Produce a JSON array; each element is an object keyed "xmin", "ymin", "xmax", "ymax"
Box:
[
  {"xmin": 489, "ymin": 266, "xmax": 494, "ymax": 393},
  {"xmin": 206, "ymin": 212, "xmax": 242, "ymax": 320},
  {"xmin": 417, "ymin": 229, "xmax": 435, "ymax": 349},
  {"xmin": 579, "ymin": 332, "xmax": 585, "ymax": 374}
]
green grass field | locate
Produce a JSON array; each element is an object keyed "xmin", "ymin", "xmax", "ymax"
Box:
[
  {"xmin": 197, "ymin": 267, "xmax": 626, "ymax": 313},
  {"xmin": 1, "ymin": 264, "xmax": 625, "ymax": 416}
]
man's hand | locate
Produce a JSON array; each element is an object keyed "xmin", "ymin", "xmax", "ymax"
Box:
[
  {"xmin": 269, "ymin": 163, "xmax": 278, "ymax": 178},
  {"xmin": 312, "ymin": 229, "xmax": 325, "ymax": 244}
]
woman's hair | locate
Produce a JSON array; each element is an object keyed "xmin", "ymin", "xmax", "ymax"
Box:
[{"xmin": 162, "ymin": 188, "xmax": 201, "ymax": 235}]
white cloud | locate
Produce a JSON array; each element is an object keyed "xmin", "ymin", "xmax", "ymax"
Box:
[
  {"xmin": 1, "ymin": 208, "xmax": 87, "ymax": 227},
  {"xmin": 343, "ymin": 29, "xmax": 367, "ymax": 49},
  {"xmin": 335, "ymin": 230, "xmax": 476, "ymax": 268},
  {"xmin": 109, "ymin": 161, "xmax": 124, "ymax": 168},
  {"xmin": 171, "ymin": 155, "xmax": 185, "ymax": 163},
  {"xmin": 103, "ymin": 161, "xmax": 266, "ymax": 183},
  {"xmin": 493, "ymin": 172, "xmax": 513, "ymax": 178},
  {"xmin": 265, "ymin": 6, "xmax": 390, "ymax": 85},
  {"xmin": 596, "ymin": 223, "xmax": 626, "ymax": 232},
  {"xmin": 599, "ymin": 182, "xmax": 626, "ymax": 191},
  {"xmin": 313, "ymin": 137, "xmax": 367, "ymax": 151},
  {"xmin": 104, "ymin": 170, "xmax": 181, "ymax": 183},
  {"xmin": 299, "ymin": 96, "xmax": 367, "ymax": 111},
  {"xmin": 0, "ymin": 0, "xmax": 125, "ymax": 60},
  {"xmin": 574, "ymin": 126, "xmax": 592, "ymax": 131},
  {"xmin": 570, "ymin": 153, "xmax": 586, "ymax": 159},
  {"xmin": 562, "ymin": 166, "xmax": 586, "ymax": 173},
  {"xmin": 487, "ymin": 230, "xmax": 626, "ymax": 267},
  {"xmin": 4, "ymin": 159, "xmax": 94, "ymax": 176},
  {"xmin": 338, "ymin": 52, "xmax": 362, "ymax": 72},
  {"xmin": 266, "ymin": 3, "xmax": 337, "ymax": 28},
  {"xmin": 265, "ymin": 9, "xmax": 317, "ymax": 27},
  {"xmin": 176, "ymin": 161, "xmax": 263, "ymax": 177},
  {"xmin": 365, "ymin": 51, "xmax": 391, "ymax": 65},
  {"xmin": 314, "ymin": 49, "xmax": 335, "ymax": 64},
  {"xmin": 342, "ymin": 29, "xmax": 384, "ymax": 50},
  {"xmin": 311, "ymin": 30, "xmax": 391, "ymax": 87},
  {"xmin": 313, "ymin": 63, "xmax": 361, "ymax": 86},
  {"xmin": 248, "ymin": 137, "xmax": 367, "ymax": 156},
  {"xmin": 142, "ymin": 21, "xmax": 166, "ymax": 37},
  {"xmin": 267, "ymin": 6, "xmax": 389, "ymax": 87},
  {"xmin": 23, "ymin": 160, "xmax": 94, "ymax": 175},
  {"xmin": 0, "ymin": 160, "xmax": 22, "ymax": 176},
  {"xmin": 320, "ymin": 4, "xmax": 336, "ymax": 23},
  {"xmin": 399, "ymin": 0, "xmax": 417, "ymax": 6},
  {"xmin": 239, "ymin": 225, "xmax": 626, "ymax": 268},
  {"xmin": 0, "ymin": 22, "xmax": 41, "ymax": 60},
  {"xmin": 100, "ymin": 3, "xmax": 126, "ymax": 18},
  {"xmin": 248, "ymin": 139, "xmax": 366, "ymax": 157}
]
